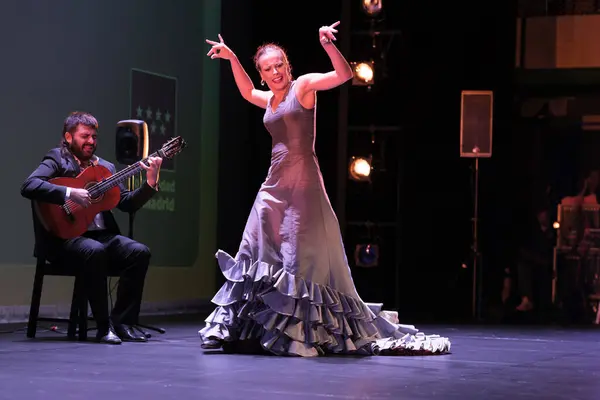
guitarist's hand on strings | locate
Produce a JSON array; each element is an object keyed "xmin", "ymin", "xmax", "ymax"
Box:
[
  {"xmin": 140, "ymin": 156, "xmax": 163, "ymax": 188},
  {"xmin": 68, "ymin": 188, "xmax": 91, "ymax": 207}
]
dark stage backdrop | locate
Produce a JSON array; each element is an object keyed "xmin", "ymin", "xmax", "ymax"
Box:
[
  {"xmin": 217, "ymin": 1, "xmax": 518, "ymax": 322},
  {"xmin": 1, "ymin": 0, "xmax": 218, "ymax": 267}
]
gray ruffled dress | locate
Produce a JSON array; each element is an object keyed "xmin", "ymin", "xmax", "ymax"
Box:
[{"xmin": 199, "ymin": 81, "xmax": 451, "ymax": 357}]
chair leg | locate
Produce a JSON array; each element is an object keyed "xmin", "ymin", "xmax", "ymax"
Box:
[
  {"xmin": 27, "ymin": 267, "xmax": 45, "ymax": 339},
  {"xmin": 78, "ymin": 300, "xmax": 88, "ymax": 342},
  {"xmin": 76, "ymin": 277, "xmax": 88, "ymax": 342},
  {"xmin": 67, "ymin": 286, "xmax": 79, "ymax": 339}
]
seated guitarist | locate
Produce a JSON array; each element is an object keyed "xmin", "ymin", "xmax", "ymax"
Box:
[{"xmin": 20, "ymin": 111, "xmax": 162, "ymax": 345}]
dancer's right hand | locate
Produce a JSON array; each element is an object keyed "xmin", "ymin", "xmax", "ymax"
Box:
[{"xmin": 206, "ymin": 34, "xmax": 234, "ymax": 60}]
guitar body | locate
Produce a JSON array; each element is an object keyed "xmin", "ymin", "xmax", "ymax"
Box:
[{"xmin": 35, "ymin": 165, "xmax": 121, "ymax": 239}]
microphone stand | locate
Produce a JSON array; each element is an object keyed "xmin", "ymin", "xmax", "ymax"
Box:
[{"xmin": 470, "ymin": 147, "xmax": 483, "ymax": 321}]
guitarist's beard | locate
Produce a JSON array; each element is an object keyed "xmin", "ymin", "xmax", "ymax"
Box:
[{"xmin": 69, "ymin": 142, "xmax": 96, "ymax": 163}]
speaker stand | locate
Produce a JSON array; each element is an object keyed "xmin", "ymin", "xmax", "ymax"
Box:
[
  {"xmin": 125, "ymin": 174, "xmax": 166, "ymax": 338},
  {"xmin": 470, "ymin": 156, "xmax": 483, "ymax": 321}
]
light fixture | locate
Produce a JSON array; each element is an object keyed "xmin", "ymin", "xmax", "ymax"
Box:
[
  {"xmin": 348, "ymin": 156, "xmax": 372, "ymax": 182},
  {"xmin": 350, "ymin": 61, "xmax": 374, "ymax": 86},
  {"xmin": 362, "ymin": 0, "xmax": 383, "ymax": 17},
  {"xmin": 553, "ymin": 221, "xmax": 560, "ymax": 229},
  {"xmin": 354, "ymin": 243, "xmax": 379, "ymax": 267}
]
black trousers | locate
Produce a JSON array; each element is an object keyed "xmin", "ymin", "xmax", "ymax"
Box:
[{"xmin": 54, "ymin": 230, "xmax": 150, "ymax": 333}]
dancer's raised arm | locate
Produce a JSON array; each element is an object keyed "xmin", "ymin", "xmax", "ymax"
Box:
[
  {"xmin": 206, "ymin": 34, "xmax": 270, "ymax": 109},
  {"xmin": 297, "ymin": 21, "xmax": 354, "ymax": 95}
]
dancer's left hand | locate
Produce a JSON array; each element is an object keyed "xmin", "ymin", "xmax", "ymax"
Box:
[{"xmin": 319, "ymin": 21, "xmax": 339, "ymax": 43}]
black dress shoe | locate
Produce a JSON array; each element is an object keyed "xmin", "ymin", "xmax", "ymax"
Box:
[
  {"xmin": 95, "ymin": 327, "xmax": 122, "ymax": 345},
  {"xmin": 113, "ymin": 323, "xmax": 148, "ymax": 342}
]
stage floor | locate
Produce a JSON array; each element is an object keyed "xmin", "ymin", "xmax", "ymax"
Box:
[{"xmin": 0, "ymin": 315, "xmax": 598, "ymax": 400}]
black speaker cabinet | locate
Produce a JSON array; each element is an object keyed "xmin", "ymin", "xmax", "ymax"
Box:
[{"xmin": 460, "ymin": 90, "xmax": 493, "ymax": 158}]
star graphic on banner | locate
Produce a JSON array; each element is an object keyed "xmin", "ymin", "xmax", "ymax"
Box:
[
  {"xmin": 155, "ymin": 109, "xmax": 162, "ymax": 121},
  {"xmin": 165, "ymin": 111, "xmax": 171, "ymax": 123},
  {"xmin": 145, "ymin": 107, "xmax": 153, "ymax": 119},
  {"xmin": 136, "ymin": 106, "xmax": 143, "ymax": 117},
  {"xmin": 151, "ymin": 122, "xmax": 157, "ymax": 134},
  {"xmin": 160, "ymin": 124, "xmax": 166, "ymax": 135}
]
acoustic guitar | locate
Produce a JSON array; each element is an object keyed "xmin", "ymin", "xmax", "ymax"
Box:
[{"xmin": 35, "ymin": 136, "xmax": 186, "ymax": 239}]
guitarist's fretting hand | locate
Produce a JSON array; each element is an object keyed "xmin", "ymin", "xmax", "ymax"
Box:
[
  {"xmin": 68, "ymin": 188, "xmax": 91, "ymax": 207},
  {"xmin": 140, "ymin": 156, "xmax": 163, "ymax": 188}
]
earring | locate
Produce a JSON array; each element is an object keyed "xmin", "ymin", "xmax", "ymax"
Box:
[{"xmin": 261, "ymin": 80, "xmax": 265, "ymax": 86}]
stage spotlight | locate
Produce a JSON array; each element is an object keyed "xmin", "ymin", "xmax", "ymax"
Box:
[
  {"xmin": 116, "ymin": 119, "xmax": 149, "ymax": 165},
  {"xmin": 350, "ymin": 61, "xmax": 374, "ymax": 86},
  {"xmin": 349, "ymin": 156, "xmax": 372, "ymax": 182},
  {"xmin": 362, "ymin": 0, "xmax": 383, "ymax": 16},
  {"xmin": 354, "ymin": 243, "xmax": 379, "ymax": 267},
  {"xmin": 553, "ymin": 221, "xmax": 560, "ymax": 229}
]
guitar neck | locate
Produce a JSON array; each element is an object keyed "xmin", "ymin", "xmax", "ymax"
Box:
[{"xmin": 88, "ymin": 151, "xmax": 160, "ymax": 197}]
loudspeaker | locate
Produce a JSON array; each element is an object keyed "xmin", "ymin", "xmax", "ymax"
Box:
[
  {"xmin": 115, "ymin": 119, "xmax": 149, "ymax": 165},
  {"xmin": 460, "ymin": 90, "xmax": 493, "ymax": 158}
]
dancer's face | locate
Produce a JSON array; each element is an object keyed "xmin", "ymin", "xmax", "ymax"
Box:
[{"xmin": 258, "ymin": 49, "xmax": 290, "ymax": 92}]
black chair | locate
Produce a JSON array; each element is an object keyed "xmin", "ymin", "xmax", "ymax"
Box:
[{"xmin": 26, "ymin": 202, "xmax": 97, "ymax": 341}]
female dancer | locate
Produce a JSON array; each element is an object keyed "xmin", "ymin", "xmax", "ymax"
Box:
[{"xmin": 199, "ymin": 21, "xmax": 451, "ymax": 357}]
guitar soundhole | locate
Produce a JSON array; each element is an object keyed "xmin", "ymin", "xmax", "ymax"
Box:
[{"xmin": 84, "ymin": 181, "xmax": 104, "ymax": 203}]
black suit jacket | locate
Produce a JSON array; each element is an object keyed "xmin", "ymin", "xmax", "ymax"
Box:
[{"xmin": 21, "ymin": 147, "xmax": 157, "ymax": 258}]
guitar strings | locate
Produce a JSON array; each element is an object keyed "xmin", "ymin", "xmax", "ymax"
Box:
[
  {"xmin": 90, "ymin": 156, "xmax": 150, "ymax": 195},
  {"xmin": 61, "ymin": 151, "xmax": 159, "ymax": 213},
  {"xmin": 59, "ymin": 137, "xmax": 180, "ymax": 214}
]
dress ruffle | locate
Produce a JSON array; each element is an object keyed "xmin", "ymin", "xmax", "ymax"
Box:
[{"xmin": 199, "ymin": 250, "xmax": 451, "ymax": 357}]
